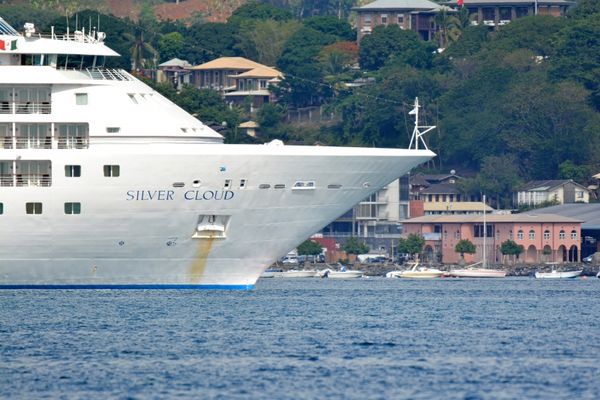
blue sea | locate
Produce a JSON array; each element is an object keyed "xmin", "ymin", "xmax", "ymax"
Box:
[{"xmin": 1, "ymin": 278, "xmax": 599, "ymax": 399}]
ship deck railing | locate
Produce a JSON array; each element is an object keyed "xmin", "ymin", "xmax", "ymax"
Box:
[
  {"xmin": 84, "ymin": 68, "xmax": 134, "ymax": 81},
  {"xmin": 15, "ymin": 174, "xmax": 51, "ymax": 187},
  {"xmin": 0, "ymin": 101, "xmax": 51, "ymax": 114}
]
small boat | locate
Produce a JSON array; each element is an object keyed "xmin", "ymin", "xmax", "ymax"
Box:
[
  {"xmin": 319, "ymin": 264, "xmax": 363, "ymax": 279},
  {"xmin": 535, "ymin": 270, "xmax": 582, "ymax": 279},
  {"xmin": 386, "ymin": 262, "xmax": 443, "ymax": 279},
  {"xmin": 279, "ymin": 270, "xmax": 317, "ymax": 278},
  {"xmin": 448, "ymin": 267, "xmax": 507, "ymax": 278},
  {"xmin": 259, "ymin": 268, "xmax": 282, "ymax": 279}
]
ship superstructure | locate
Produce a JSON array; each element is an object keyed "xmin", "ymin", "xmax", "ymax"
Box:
[{"xmin": 0, "ymin": 17, "xmax": 434, "ymax": 288}]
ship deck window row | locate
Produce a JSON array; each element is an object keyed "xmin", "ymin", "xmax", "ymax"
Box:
[
  {"xmin": 1, "ymin": 123, "xmax": 89, "ymax": 149},
  {"xmin": 0, "ymin": 86, "xmax": 51, "ymax": 114},
  {"xmin": 0, "ymin": 160, "xmax": 51, "ymax": 187}
]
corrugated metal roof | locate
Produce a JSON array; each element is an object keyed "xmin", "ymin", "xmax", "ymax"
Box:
[
  {"xmin": 404, "ymin": 213, "xmax": 581, "ymax": 224},
  {"xmin": 442, "ymin": 0, "xmax": 573, "ymax": 4},
  {"xmin": 355, "ymin": 0, "xmax": 443, "ymax": 11},
  {"xmin": 533, "ymin": 204, "xmax": 600, "ymax": 230}
]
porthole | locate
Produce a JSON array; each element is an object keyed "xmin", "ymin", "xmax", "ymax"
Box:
[
  {"xmin": 274, "ymin": 184, "xmax": 285, "ymax": 189},
  {"xmin": 259, "ymin": 184, "xmax": 270, "ymax": 189},
  {"xmin": 192, "ymin": 180, "xmax": 201, "ymax": 188}
]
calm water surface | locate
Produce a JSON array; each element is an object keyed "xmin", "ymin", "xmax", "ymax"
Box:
[{"xmin": 1, "ymin": 278, "xmax": 599, "ymax": 399}]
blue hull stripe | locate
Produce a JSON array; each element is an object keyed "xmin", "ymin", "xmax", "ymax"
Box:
[{"xmin": 0, "ymin": 284, "xmax": 254, "ymax": 290}]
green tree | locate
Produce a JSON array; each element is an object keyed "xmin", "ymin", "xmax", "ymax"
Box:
[
  {"xmin": 398, "ymin": 234, "xmax": 425, "ymax": 259},
  {"xmin": 455, "ymin": 239, "xmax": 476, "ymax": 263},
  {"xmin": 557, "ymin": 161, "xmax": 591, "ymax": 185},
  {"xmin": 237, "ymin": 19, "xmax": 302, "ymax": 65},
  {"xmin": 342, "ymin": 237, "xmax": 369, "ymax": 255},
  {"xmin": 297, "ymin": 240, "xmax": 323, "ymax": 256},
  {"xmin": 500, "ymin": 240, "xmax": 524, "ymax": 264},
  {"xmin": 434, "ymin": 9, "xmax": 461, "ymax": 49},
  {"xmin": 359, "ymin": 25, "xmax": 435, "ymax": 71},
  {"xmin": 257, "ymin": 103, "xmax": 285, "ymax": 128},
  {"xmin": 157, "ymin": 32, "xmax": 184, "ymax": 62}
]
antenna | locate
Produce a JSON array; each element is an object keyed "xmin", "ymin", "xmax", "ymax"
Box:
[{"xmin": 408, "ymin": 97, "xmax": 435, "ymax": 150}]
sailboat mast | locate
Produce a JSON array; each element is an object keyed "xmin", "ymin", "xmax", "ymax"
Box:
[{"xmin": 483, "ymin": 194, "xmax": 486, "ymax": 268}]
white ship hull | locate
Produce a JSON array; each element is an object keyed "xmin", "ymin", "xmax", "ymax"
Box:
[{"xmin": 0, "ymin": 145, "xmax": 432, "ymax": 289}]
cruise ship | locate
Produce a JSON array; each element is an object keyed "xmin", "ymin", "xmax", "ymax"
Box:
[{"xmin": 0, "ymin": 17, "xmax": 434, "ymax": 289}]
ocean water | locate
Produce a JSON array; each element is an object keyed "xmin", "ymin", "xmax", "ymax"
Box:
[{"xmin": 1, "ymin": 278, "xmax": 599, "ymax": 399}]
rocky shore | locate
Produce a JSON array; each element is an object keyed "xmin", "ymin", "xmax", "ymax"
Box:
[{"xmin": 275, "ymin": 262, "xmax": 600, "ymax": 277}]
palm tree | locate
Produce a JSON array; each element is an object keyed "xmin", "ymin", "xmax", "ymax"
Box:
[
  {"xmin": 434, "ymin": 9, "xmax": 463, "ymax": 49},
  {"xmin": 123, "ymin": 25, "xmax": 158, "ymax": 71}
]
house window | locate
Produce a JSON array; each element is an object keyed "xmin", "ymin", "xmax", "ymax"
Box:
[
  {"xmin": 443, "ymin": 230, "xmax": 447, "ymax": 239},
  {"xmin": 26, "ymin": 202, "xmax": 42, "ymax": 214},
  {"xmin": 576, "ymin": 191, "xmax": 584, "ymax": 199},
  {"xmin": 571, "ymin": 230, "xmax": 577, "ymax": 239},
  {"xmin": 381, "ymin": 14, "xmax": 388, "ymax": 24},
  {"xmin": 517, "ymin": 230, "xmax": 524, "ymax": 240},
  {"xmin": 103, "ymin": 165, "xmax": 120, "ymax": 177},
  {"xmin": 529, "ymin": 230, "xmax": 535, "ymax": 240},
  {"xmin": 75, "ymin": 93, "xmax": 88, "ymax": 105},
  {"xmin": 454, "ymin": 231, "xmax": 460, "ymax": 239},
  {"xmin": 544, "ymin": 230, "xmax": 550, "ymax": 240},
  {"xmin": 509, "ymin": 230, "xmax": 513, "ymax": 239},
  {"xmin": 364, "ymin": 14, "xmax": 372, "ymax": 25},
  {"xmin": 559, "ymin": 230, "xmax": 565, "ymax": 240},
  {"xmin": 64, "ymin": 202, "xmax": 81, "ymax": 214},
  {"xmin": 65, "ymin": 165, "xmax": 81, "ymax": 177},
  {"xmin": 397, "ymin": 14, "xmax": 404, "ymax": 24}
]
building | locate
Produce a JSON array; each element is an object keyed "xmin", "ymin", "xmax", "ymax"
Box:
[
  {"xmin": 403, "ymin": 213, "xmax": 582, "ymax": 264},
  {"xmin": 353, "ymin": 0, "xmax": 448, "ymax": 43},
  {"xmin": 514, "ymin": 179, "xmax": 590, "ymax": 207},
  {"xmin": 534, "ymin": 203, "xmax": 600, "ymax": 259},
  {"xmin": 190, "ymin": 57, "xmax": 282, "ymax": 109},
  {"xmin": 443, "ymin": 0, "xmax": 574, "ymax": 28},
  {"xmin": 409, "ymin": 171, "xmax": 488, "ymax": 216},
  {"xmin": 156, "ymin": 58, "xmax": 192, "ymax": 91}
]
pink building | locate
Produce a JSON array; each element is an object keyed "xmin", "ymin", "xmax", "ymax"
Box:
[{"xmin": 403, "ymin": 214, "xmax": 582, "ymax": 264}]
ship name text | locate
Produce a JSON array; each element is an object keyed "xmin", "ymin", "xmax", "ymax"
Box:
[{"xmin": 126, "ymin": 190, "xmax": 235, "ymax": 201}]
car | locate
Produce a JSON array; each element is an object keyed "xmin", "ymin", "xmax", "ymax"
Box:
[{"xmin": 583, "ymin": 254, "xmax": 594, "ymax": 263}]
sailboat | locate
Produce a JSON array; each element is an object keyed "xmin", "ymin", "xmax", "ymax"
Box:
[{"xmin": 449, "ymin": 195, "xmax": 506, "ymax": 278}]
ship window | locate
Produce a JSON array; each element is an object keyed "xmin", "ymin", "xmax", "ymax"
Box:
[
  {"xmin": 64, "ymin": 202, "xmax": 81, "ymax": 214},
  {"xmin": 65, "ymin": 165, "xmax": 81, "ymax": 177},
  {"xmin": 106, "ymin": 127, "xmax": 120, "ymax": 133},
  {"xmin": 127, "ymin": 93, "xmax": 138, "ymax": 104},
  {"xmin": 103, "ymin": 165, "xmax": 120, "ymax": 177},
  {"xmin": 56, "ymin": 123, "xmax": 89, "ymax": 149},
  {"xmin": 26, "ymin": 202, "xmax": 42, "ymax": 215},
  {"xmin": 0, "ymin": 202, "xmax": 3, "ymax": 214},
  {"xmin": 193, "ymin": 180, "xmax": 201, "ymax": 187},
  {"xmin": 224, "ymin": 179, "xmax": 231, "ymax": 189},
  {"xmin": 328, "ymin": 184, "xmax": 342, "ymax": 189},
  {"xmin": 274, "ymin": 184, "xmax": 285, "ymax": 189},
  {"xmin": 181, "ymin": 128, "xmax": 188, "ymax": 133},
  {"xmin": 240, "ymin": 179, "xmax": 246, "ymax": 189},
  {"xmin": 172, "ymin": 182, "xmax": 185, "ymax": 188},
  {"xmin": 75, "ymin": 93, "xmax": 88, "ymax": 105},
  {"xmin": 259, "ymin": 184, "xmax": 270, "ymax": 189}
]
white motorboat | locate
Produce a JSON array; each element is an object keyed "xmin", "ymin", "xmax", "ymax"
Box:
[
  {"xmin": 535, "ymin": 270, "xmax": 582, "ymax": 279},
  {"xmin": 386, "ymin": 262, "xmax": 443, "ymax": 278},
  {"xmin": 0, "ymin": 16, "xmax": 434, "ymax": 289},
  {"xmin": 259, "ymin": 268, "xmax": 282, "ymax": 278},
  {"xmin": 319, "ymin": 264, "xmax": 363, "ymax": 279},
  {"xmin": 279, "ymin": 270, "xmax": 317, "ymax": 278},
  {"xmin": 324, "ymin": 269, "xmax": 364, "ymax": 279},
  {"xmin": 448, "ymin": 268, "xmax": 507, "ymax": 278}
]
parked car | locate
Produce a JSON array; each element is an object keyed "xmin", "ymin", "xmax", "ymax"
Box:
[
  {"xmin": 583, "ymin": 254, "xmax": 594, "ymax": 263},
  {"xmin": 282, "ymin": 256, "xmax": 299, "ymax": 265}
]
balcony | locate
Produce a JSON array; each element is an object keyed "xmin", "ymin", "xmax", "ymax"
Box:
[
  {"xmin": 15, "ymin": 174, "xmax": 51, "ymax": 187},
  {"xmin": 0, "ymin": 101, "xmax": 51, "ymax": 114}
]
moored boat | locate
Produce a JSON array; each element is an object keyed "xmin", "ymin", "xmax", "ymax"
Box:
[
  {"xmin": 448, "ymin": 268, "xmax": 507, "ymax": 278},
  {"xmin": 386, "ymin": 262, "xmax": 443, "ymax": 278},
  {"xmin": 279, "ymin": 270, "xmax": 317, "ymax": 278},
  {"xmin": 535, "ymin": 270, "xmax": 582, "ymax": 279}
]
